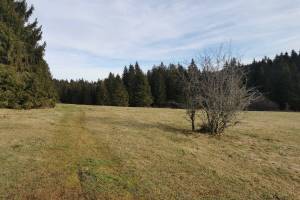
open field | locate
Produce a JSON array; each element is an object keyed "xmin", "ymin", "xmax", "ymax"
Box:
[{"xmin": 0, "ymin": 104, "xmax": 299, "ymax": 199}]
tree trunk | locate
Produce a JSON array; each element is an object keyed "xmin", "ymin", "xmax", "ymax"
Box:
[
  {"xmin": 191, "ymin": 111, "xmax": 195, "ymax": 131},
  {"xmin": 192, "ymin": 120, "xmax": 195, "ymax": 131}
]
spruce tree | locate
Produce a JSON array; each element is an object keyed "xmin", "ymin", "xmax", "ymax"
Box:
[
  {"xmin": 272, "ymin": 61, "xmax": 291, "ymax": 109},
  {"xmin": 126, "ymin": 65, "xmax": 136, "ymax": 106},
  {"xmin": 111, "ymin": 75, "xmax": 129, "ymax": 106},
  {"xmin": 122, "ymin": 66, "xmax": 129, "ymax": 89},
  {"xmin": 0, "ymin": 0, "xmax": 56, "ymax": 109},
  {"xmin": 149, "ymin": 63, "xmax": 166, "ymax": 107},
  {"xmin": 133, "ymin": 62, "xmax": 153, "ymax": 107},
  {"xmin": 246, "ymin": 50, "xmax": 300, "ymax": 111},
  {"xmin": 104, "ymin": 73, "xmax": 115, "ymax": 106},
  {"xmin": 165, "ymin": 64, "xmax": 185, "ymax": 107},
  {"xmin": 104, "ymin": 73, "xmax": 129, "ymax": 106},
  {"xmin": 96, "ymin": 80, "xmax": 108, "ymax": 105}
]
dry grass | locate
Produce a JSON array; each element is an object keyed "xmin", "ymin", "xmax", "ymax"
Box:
[{"xmin": 0, "ymin": 104, "xmax": 299, "ymax": 199}]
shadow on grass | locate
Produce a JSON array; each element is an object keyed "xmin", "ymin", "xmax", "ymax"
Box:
[
  {"xmin": 88, "ymin": 116, "xmax": 196, "ymax": 137},
  {"xmin": 156, "ymin": 123, "xmax": 194, "ymax": 136},
  {"xmin": 152, "ymin": 123, "xmax": 223, "ymax": 139}
]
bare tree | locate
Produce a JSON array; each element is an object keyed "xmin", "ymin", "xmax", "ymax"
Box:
[
  {"xmin": 197, "ymin": 48, "xmax": 258, "ymax": 135},
  {"xmin": 183, "ymin": 60, "xmax": 200, "ymax": 131}
]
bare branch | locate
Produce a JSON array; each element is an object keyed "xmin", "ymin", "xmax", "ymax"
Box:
[{"xmin": 181, "ymin": 45, "xmax": 259, "ymax": 134}]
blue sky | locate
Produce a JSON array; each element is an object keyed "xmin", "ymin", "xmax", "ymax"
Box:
[{"xmin": 27, "ymin": 0, "xmax": 300, "ymax": 81}]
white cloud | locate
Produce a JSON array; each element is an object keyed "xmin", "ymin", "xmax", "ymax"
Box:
[{"xmin": 27, "ymin": 0, "xmax": 300, "ymax": 80}]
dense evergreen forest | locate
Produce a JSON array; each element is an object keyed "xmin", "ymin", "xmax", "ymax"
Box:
[
  {"xmin": 55, "ymin": 51, "xmax": 300, "ymax": 111},
  {"xmin": 0, "ymin": 0, "xmax": 56, "ymax": 109},
  {"xmin": 246, "ymin": 51, "xmax": 300, "ymax": 111},
  {"xmin": 1, "ymin": 0, "xmax": 299, "ymax": 111},
  {"xmin": 54, "ymin": 62, "xmax": 187, "ymax": 108}
]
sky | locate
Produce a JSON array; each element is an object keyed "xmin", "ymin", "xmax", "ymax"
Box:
[{"xmin": 27, "ymin": 0, "xmax": 300, "ymax": 81}]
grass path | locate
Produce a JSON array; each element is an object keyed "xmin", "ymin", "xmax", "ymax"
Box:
[
  {"xmin": 6, "ymin": 106, "xmax": 89, "ymax": 198},
  {"xmin": 4, "ymin": 106, "xmax": 128, "ymax": 199},
  {"xmin": 33, "ymin": 106, "xmax": 95, "ymax": 199}
]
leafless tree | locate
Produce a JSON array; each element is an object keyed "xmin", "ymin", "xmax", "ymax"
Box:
[
  {"xmin": 196, "ymin": 48, "xmax": 259, "ymax": 135},
  {"xmin": 182, "ymin": 46, "xmax": 258, "ymax": 134},
  {"xmin": 183, "ymin": 60, "xmax": 200, "ymax": 131}
]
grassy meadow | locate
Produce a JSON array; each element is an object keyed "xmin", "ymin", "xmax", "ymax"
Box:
[{"xmin": 0, "ymin": 104, "xmax": 299, "ymax": 199}]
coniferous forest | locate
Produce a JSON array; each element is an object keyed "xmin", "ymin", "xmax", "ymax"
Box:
[
  {"xmin": 0, "ymin": 0, "xmax": 56, "ymax": 109},
  {"xmin": 54, "ymin": 52, "xmax": 300, "ymax": 111},
  {"xmin": 0, "ymin": 0, "xmax": 300, "ymax": 111},
  {"xmin": 246, "ymin": 51, "xmax": 300, "ymax": 111}
]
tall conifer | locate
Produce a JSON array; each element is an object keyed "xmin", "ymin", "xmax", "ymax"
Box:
[
  {"xmin": 133, "ymin": 62, "xmax": 153, "ymax": 107},
  {"xmin": 0, "ymin": 0, "xmax": 56, "ymax": 109}
]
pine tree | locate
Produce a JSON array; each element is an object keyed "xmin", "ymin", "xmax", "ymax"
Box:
[
  {"xmin": 104, "ymin": 73, "xmax": 115, "ymax": 106},
  {"xmin": 188, "ymin": 59, "xmax": 198, "ymax": 72},
  {"xmin": 126, "ymin": 64, "xmax": 136, "ymax": 106},
  {"xmin": 122, "ymin": 66, "xmax": 129, "ymax": 89},
  {"xmin": 133, "ymin": 62, "xmax": 153, "ymax": 107},
  {"xmin": 111, "ymin": 75, "xmax": 129, "ymax": 106},
  {"xmin": 104, "ymin": 73, "xmax": 129, "ymax": 106},
  {"xmin": 165, "ymin": 64, "xmax": 185, "ymax": 107},
  {"xmin": 246, "ymin": 50, "xmax": 300, "ymax": 111},
  {"xmin": 0, "ymin": 0, "xmax": 56, "ymax": 109},
  {"xmin": 149, "ymin": 63, "xmax": 166, "ymax": 107},
  {"xmin": 272, "ymin": 61, "xmax": 292, "ymax": 109},
  {"xmin": 96, "ymin": 80, "xmax": 108, "ymax": 105}
]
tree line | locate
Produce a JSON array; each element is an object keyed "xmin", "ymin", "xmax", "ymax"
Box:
[
  {"xmin": 246, "ymin": 50, "xmax": 300, "ymax": 111},
  {"xmin": 54, "ymin": 62, "xmax": 187, "ymax": 108},
  {"xmin": 1, "ymin": 1, "xmax": 299, "ymax": 112},
  {"xmin": 0, "ymin": 0, "xmax": 56, "ymax": 109},
  {"xmin": 54, "ymin": 51, "xmax": 300, "ymax": 111}
]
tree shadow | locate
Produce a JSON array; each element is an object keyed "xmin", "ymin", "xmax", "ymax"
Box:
[
  {"xmin": 88, "ymin": 115, "xmax": 195, "ymax": 137},
  {"xmin": 155, "ymin": 122, "xmax": 194, "ymax": 136}
]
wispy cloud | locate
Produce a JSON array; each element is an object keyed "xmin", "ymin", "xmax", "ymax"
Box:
[{"xmin": 27, "ymin": 0, "xmax": 300, "ymax": 80}]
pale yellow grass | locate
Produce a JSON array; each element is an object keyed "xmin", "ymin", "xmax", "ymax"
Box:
[{"xmin": 0, "ymin": 104, "xmax": 299, "ymax": 199}]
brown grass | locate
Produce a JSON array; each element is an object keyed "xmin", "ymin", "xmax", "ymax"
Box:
[{"xmin": 0, "ymin": 104, "xmax": 299, "ymax": 199}]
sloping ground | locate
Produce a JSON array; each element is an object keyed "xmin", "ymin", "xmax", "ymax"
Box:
[{"xmin": 0, "ymin": 104, "xmax": 299, "ymax": 199}]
